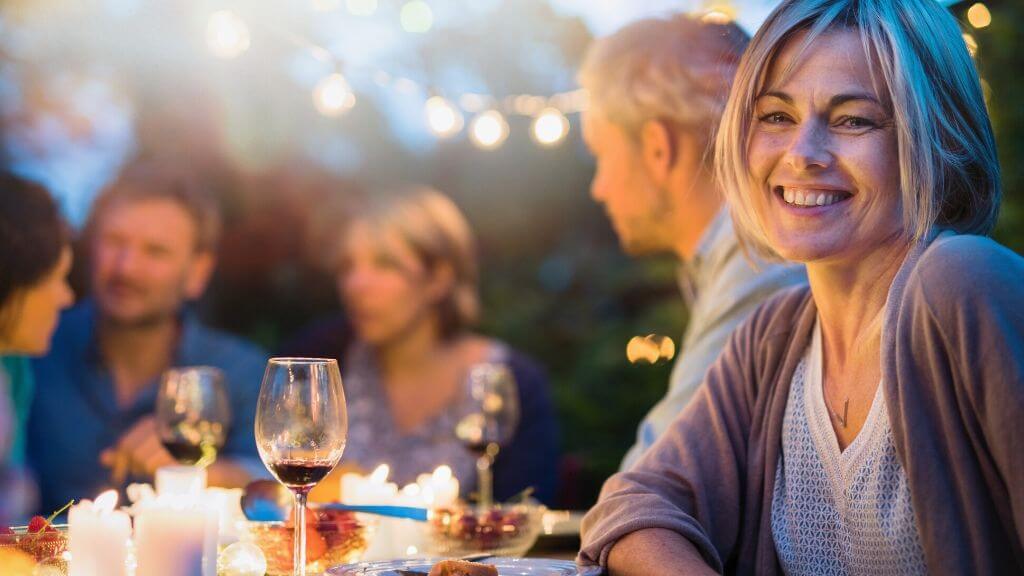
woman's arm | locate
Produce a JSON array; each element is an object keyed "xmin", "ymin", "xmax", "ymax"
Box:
[
  {"xmin": 578, "ymin": 289, "xmax": 806, "ymax": 573},
  {"xmin": 607, "ymin": 529, "xmax": 719, "ymax": 576}
]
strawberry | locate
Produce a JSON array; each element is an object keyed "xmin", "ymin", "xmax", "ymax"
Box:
[{"xmin": 27, "ymin": 516, "xmax": 48, "ymax": 534}]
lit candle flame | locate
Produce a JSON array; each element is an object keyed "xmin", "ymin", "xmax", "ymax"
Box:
[
  {"xmin": 370, "ymin": 464, "xmax": 390, "ymax": 484},
  {"xmin": 432, "ymin": 465, "xmax": 453, "ymax": 482},
  {"xmin": 94, "ymin": 490, "xmax": 119, "ymax": 513}
]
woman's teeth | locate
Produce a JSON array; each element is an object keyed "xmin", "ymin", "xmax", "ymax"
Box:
[{"xmin": 781, "ymin": 188, "xmax": 846, "ymax": 207}]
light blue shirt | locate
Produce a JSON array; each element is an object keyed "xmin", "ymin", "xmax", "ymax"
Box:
[{"xmin": 620, "ymin": 209, "xmax": 806, "ymax": 470}]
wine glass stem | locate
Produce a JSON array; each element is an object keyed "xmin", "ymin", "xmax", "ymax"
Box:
[
  {"xmin": 294, "ymin": 490, "xmax": 308, "ymax": 576},
  {"xmin": 477, "ymin": 443, "xmax": 499, "ymax": 509}
]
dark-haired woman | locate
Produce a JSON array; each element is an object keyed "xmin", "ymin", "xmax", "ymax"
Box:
[{"xmin": 0, "ymin": 172, "xmax": 73, "ymax": 467}]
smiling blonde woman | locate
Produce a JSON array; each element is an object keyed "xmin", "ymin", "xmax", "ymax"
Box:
[{"xmin": 578, "ymin": 1, "xmax": 1023, "ymax": 574}]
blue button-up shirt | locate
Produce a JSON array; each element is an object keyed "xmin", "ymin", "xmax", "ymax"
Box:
[{"xmin": 27, "ymin": 300, "xmax": 267, "ymax": 512}]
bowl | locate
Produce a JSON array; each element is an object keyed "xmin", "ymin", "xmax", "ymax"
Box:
[
  {"xmin": 0, "ymin": 524, "xmax": 69, "ymax": 575},
  {"xmin": 244, "ymin": 509, "xmax": 370, "ymax": 575},
  {"xmin": 427, "ymin": 502, "xmax": 544, "ymax": 557}
]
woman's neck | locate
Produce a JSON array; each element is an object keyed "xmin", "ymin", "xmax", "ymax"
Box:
[
  {"xmin": 376, "ymin": 317, "xmax": 448, "ymax": 383},
  {"xmin": 806, "ymin": 237, "xmax": 912, "ymax": 366}
]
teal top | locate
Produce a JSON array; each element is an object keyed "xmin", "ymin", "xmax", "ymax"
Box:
[{"xmin": 0, "ymin": 355, "xmax": 34, "ymax": 466}]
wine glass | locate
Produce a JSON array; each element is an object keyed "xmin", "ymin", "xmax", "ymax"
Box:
[
  {"xmin": 156, "ymin": 366, "xmax": 231, "ymax": 467},
  {"xmin": 255, "ymin": 358, "xmax": 347, "ymax": 576},
  {"xmin": 454, "ymin": 362, "xmax": 520, "ymax": 509}
]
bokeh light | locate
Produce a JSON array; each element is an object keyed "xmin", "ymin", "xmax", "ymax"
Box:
[
  {"xmin": 313, "ymin": 73, "xmax": 356, "ymax": 117},
  {"xmin": 701, "ymin": 4, "xmax": 737, "ymax": 25},
  {"xmin": 206, "ymin": 11, "xmax": 251, "ymax": 60},
  {"xmin": 400, "ymin": 0, "xmax": 434, "ymax": 34},
  {"xmin": 962, "ymin": 33, "xmax": 979, "ymax": 57},
  {"xmin": 347, "ymin": 0, "xmax": 378, "ymax": 17},
  {"xmin": 626, "ymin": 334, "xmax": 675, "ymax": 365},
  {"xmin": 531, "ymin": 108, "xmax": 569, "ymax": 146},
  {"xmin": 967, "ymin": 3, "xmax": 992, "ymax": 29},
  {"xmin": 425, "ymin": 96, "xmax": 464, "ymax": 138},
  {"xmin": 469, "ymin": 110, "xmax": 509, "ymax": 149}
]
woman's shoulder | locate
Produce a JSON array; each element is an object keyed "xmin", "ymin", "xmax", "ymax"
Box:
[{"xmin": 909, "ymin": 233, "xmax": 1024, "ymax": 307}]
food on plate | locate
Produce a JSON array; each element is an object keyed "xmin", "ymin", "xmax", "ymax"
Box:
[
  {"xmin": 248, "ymin": 508, "xmax": 367, "ymax": 575},
  {"xmin": 427, "ymin": 559, "xmax": 500, "ymax": 576}
]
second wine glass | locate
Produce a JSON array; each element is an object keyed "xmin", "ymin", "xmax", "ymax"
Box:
[
  {"xmin": 255, "ymin": 358, "xmax": 347, "ymax": 576},
  {"xmin": 156, "ymin": 366, "xmax": 231, "ymax": 467},
  {"xmin": 454, "ymin": 362, "xmax": 520, "ymax": 509}
]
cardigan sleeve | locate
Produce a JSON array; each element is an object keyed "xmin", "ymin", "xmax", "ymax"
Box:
[
  {"xmin": 894, "ymin": 235, "xmax": 1024, "ymax": 567},
  {"xmin": 578, "ymin": 298, "xmax": 774, "ymax": 572}
]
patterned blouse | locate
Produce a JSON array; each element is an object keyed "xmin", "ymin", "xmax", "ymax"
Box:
[
  {"xmin": 340, "ymin": 342, "xmax": 509, "ymax": 490},
  {"xmin": 771, "ymin": 320, "xmax": 928, "ymax": 576}
]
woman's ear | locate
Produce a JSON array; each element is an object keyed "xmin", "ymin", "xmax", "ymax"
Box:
[{"xmin": 426, "ymin": 262, "xmax": 456, "ymax": 303}]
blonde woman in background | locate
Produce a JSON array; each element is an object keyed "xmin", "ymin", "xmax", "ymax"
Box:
[
  {"xmin": 580, "ymin": 0, "xmax": 1022, "ymax": 574},
  {"xmin": 306, "ymin": 188, "xmax": 559, "ymax": 504}
]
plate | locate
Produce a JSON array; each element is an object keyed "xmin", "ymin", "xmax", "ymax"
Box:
[{"xmin": 328, "ymin": 557, "xmax": 603, "ymax": 575}]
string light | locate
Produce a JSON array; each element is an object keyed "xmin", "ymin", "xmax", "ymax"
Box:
[
  {"xmin": 206, "ymin": 11, "xmax": 251, "ymax": 60},
  {"xmin": 425, "ymin": 96, "xmax": 464, "ymax": 138},
  {"xmin": 313, "ymin": 73, "xmax": 356, "ymax": 117},
  {"xmin": 469, "ymin": 110, "xmax": 509, "ymax": 149},
  {"xmin": 966, "ymin": 3, "xmax": 991, "ymax": 29},
  {"xmin": 400, "ymin": 0, "xmax": 434, "ymax": 34},
  {"xmin": 531, "ymin": 107, "xmax": 569, "ymax": 146},
  {"xmin": 347, "ymin": 0, "xmax": 378, "ymax": 17}
]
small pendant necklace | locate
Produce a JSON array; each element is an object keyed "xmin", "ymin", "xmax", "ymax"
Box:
[{"xmin": 827, "ymin": 396, "xmax": 850, "ymax": 428}]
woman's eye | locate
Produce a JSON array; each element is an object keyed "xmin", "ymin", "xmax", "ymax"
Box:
[
  {"xmin": 759, "ymin": 112, "xmax": 791, "ymax": 124},
  {"xmin": 836, "ymin": 116, "xmax": 876, "ymax": 129}
]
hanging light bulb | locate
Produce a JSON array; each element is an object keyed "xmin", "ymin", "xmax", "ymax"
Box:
[
  {"xmin": 531, "ymin": 108, "xmax": 569, "ymax": 146},
  {"xmin": 313, "ymin": 73, "xmax": 356, "ymax": 117},
  {"xmin": 400, "ymin": 0, "xmax": 434, "ymax": 33},
  {"xmin": 469, "ymin": 110, "xmax": 509, "ymax": 150},
  {"xmin": 206, "ymin": 10, "xmax": 251, "ymax": 60},
  {"xmin": 425, "ymin": 96, "xmax": 464, "ymax": 138}
]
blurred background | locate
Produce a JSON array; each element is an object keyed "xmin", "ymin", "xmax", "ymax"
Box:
[{"xmin": 1, "ymin": 0, "xmax": 1020, "ymax": 508}]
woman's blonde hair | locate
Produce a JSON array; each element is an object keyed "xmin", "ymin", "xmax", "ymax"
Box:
[
  {"xmin": 343, "ymin": 187, "xmax": 479, "ymax": 339},
  {"xmin": 715, "ymin": 0, "xmax": 1000, "ymax": 259}
]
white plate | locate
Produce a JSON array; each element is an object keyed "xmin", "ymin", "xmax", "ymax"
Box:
[{"xmin": 328, "ymin": 557, "xmax": 603, "ymax": 575}]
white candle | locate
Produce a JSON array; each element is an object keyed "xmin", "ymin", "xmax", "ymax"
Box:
[
  {"xmin": 69, "ymin": 490, "xmax": 131, "ymax": 576},
  {"xmin": 424, "ymin": 465, "xmax": 460, "ymax": 509},
  {"xmin": 135, "ymin": 500, "xmax": 218, "ymax": 576},
  {"xmin": 156, "ymin": 465, "xmax": 207, "ymax": 501}
]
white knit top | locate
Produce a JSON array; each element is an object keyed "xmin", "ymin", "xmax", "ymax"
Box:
[{"xmin": 770, "ymin": 320, "xmax": 928, "ymax": 575}]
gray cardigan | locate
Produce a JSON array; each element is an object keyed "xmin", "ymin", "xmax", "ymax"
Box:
[{"xmin": 579, "ymin": 232, "xmax": 1024, "ymax": 574}]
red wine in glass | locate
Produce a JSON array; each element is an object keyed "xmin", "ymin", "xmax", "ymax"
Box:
[{"xmin": 269, "ymin": 460, "xmax": 335, "ymax": 490}]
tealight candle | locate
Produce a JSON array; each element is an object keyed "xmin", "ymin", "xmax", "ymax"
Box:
[{"xmin": 69, "ymin": 490, "xmax": 131, "ymax": 576}]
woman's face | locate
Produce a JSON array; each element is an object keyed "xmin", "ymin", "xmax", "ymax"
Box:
[
  {"xmin": 1, "ymin": 246, "xmax": 74, "ymax": 355},
  {"xmin": 748, "ymin": 28, "xmax": 903, "ymax": 266},
  {"xmin": 338, "ymin": 223, "xmax": 444, "ymax": 346}
]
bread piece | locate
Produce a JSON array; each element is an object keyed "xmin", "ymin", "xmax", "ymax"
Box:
[{"xmin": 427, "ymin": 559, "xmax": 500, "ymax": 576}]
